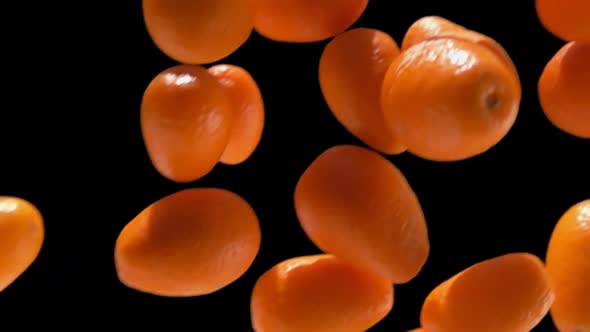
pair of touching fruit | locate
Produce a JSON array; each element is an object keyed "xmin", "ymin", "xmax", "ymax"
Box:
[
  {"xmin": 251, "ymin": 144, "xmax": 429, "ymax": 331},
  {"xmin": 320, "ymin": 16, "xmax": 521, "ymax": 162},
  {"xmin": 141, "ymin": 64, "xmax": 264, "ymax": 183},
  {"xmin": 142, "ymin": 0, "xmax": 369, "ymax": 64}
]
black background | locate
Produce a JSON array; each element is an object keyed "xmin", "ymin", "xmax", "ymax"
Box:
[{"xmin": 0, "ymin": 0, "xmax": 588, "ymax": 330}]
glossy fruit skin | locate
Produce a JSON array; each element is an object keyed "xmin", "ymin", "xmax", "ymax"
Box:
[
  {"xmin": 319, "ymin": 28, "xmax": 405, "ymax": 155},
  {"xmin": 141, "ymin": 65, "xmax": 233, "ymax": 183},
  {"xmin": 538, "ymin": 41, "xmax": 590, "ymax": 139},
  {"xmin": 381, "ymin": 38, "xmax": 521, "ymax": 162},
  {"xmin": 254, "ymin": 0, "xmax": 368, "ymax": 43},
  {"xmin": 250, "ymin": 254, "xmax": 393, "ymax": 332},
  {"xmin": 142, "ymin": 0, "xmax": 255, "ymax": 64},
  {"xmin": 114, "ymin": 188, "xmax": 261, "ymax": 297},
  {"xmin": 208, "ymin": 64, "xmax": 265, "ymax": 165},
  {"xmin": 420, "ymin": 253, "xmax": 555, "ymax": 332},
  {"xmin": 535, "ymin": 0, "xmax": 590, "ymax": 43},
  {"xmin": 546, "ymin": 199, "xmax": 590, "ymax": 332},
  {"xmin": 401, "ymin": 16, "xmax": 519, "ymax": 78},
  {"xmin": 0, "ymin": 196, "xmax": 44, "ymax": 292},
  {"xmin": 294, "ymin": 145, "xmax": 430, "ymax": 283}
]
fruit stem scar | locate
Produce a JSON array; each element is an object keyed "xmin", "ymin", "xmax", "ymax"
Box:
[{"xmin": 485, "ymin": 91, "xmax": 500, "ymax": 111}]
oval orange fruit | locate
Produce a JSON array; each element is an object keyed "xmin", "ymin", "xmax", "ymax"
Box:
[
  {"xmin": 114, "ymin": 188, "xmax": 261, "ymax": 297},
  {"xmin": 535, "ymin": 0, "xmax": 590, "ymax": 43},
  {"xmin": 142, "ymin": 0, "xmax": 256, "ymax": 64},
  {"xmin": 381, "ymin": 38, "xmax": 521, "ymax": 161},
  {"xmin": 546, "ymin": 199, "xmax": 590, "ymax": 332},
  {"xmin": 420, "ymin": 253, "xmax": 554, "ymax": 332},
  {"xmin": 319, "ymin": 28, "xmax": 405, "ymax": 154},
  {"xmin": 250, "ymin": 254, "xmax": 393, "ymax": 332},
  {"xmin": 538, "ymin": 41, "xmax": 590, "ymax": 139},
  {"xmin": 0, "ymin": 196, "xmax": 44, "ymax": 292},
  {"xmin": 254, "ymin": 0, "xmax": 368, "ymax": 43},
  {"xmin": 294, "ymin": 145, "xmax": 429, "ymax": 283}
]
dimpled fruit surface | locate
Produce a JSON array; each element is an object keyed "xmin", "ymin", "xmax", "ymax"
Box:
[
  {"xmin": 420, "ymin": 253, "xmax": 555, "ymax": 332},
  {"xmin": 294, "ymin": 145, "xmax": 430, "ymax": 283},
  {"xmin": 381, "ymin": 38, "xmax": 521, "ymax": 161},
  {"xmin": 114, "ymin": 188, "xmax": 261, "ymax": 297},
  {"xmin": 250, "ymin": 254, "xmax": 393, "ymax": 332}
]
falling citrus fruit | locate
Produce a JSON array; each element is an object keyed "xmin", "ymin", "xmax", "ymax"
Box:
[
  {"xmin": 115, "ymin": 188, "xmax": 261, "ymax": 297},
  {"xmin": 319, "ymin": 28, "xmax": 405, "ymax": 154},
  {"xmin": 294, "ymin": 145, "xmax": 429, "ymax": 283},
  {"xmin": 546, "ymin": 199, "xmax": 590, "ymax": 332},
  {"xmin": 251, "ymin": 254, "xmax": 393, "ymax": 332},
  {"xmin": 0, "ymin": 196, "xmax": 44, "ymax": 292}
]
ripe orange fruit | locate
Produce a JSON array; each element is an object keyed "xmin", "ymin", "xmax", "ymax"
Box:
[
  {"xmin": 114, "ymin": 188, "xmax": 261, "ymax": 297},
  {"xmin": 294, "ymin": 145, "xmax": 429, "ymax": 283},
  {"xmin": 319, "ymin": 28, "xmax": 406, "ymax": 155},
  {"xmin": 420, "ymin": 253, "xmax": 554, "ymax": 332},
  {"xmin": 401, "ymin": 16, "xmax": 518, "ymax": 77},
  {"xmin": 208, "ymin": 64, "xmax": 265, "ymax": 165},
  {"xmin": 142, "ymin": 0, "xmax": 255, "ymax": 64},
  {"xmin": 407, "ymin": 329, "xmax": 424, "ymax": 332},
  {"xmin": 546, "ymin": 199, "xmax": 590, "ymax": 332},
  {"xmin": 141, "ymin": 65, "xmax": 233, "ymax": 183},
  {"xmin": 381, "ymin": 38, "xmax": 521, "ymax": 161},
  {"xmin": 538, "ymin": 41, "xmax": 590, "ymax": 139},
  {"xmin": 535, "ymin": 0, "xmax": 590, "ymax": 43},
  {"xmin": 254, "ymin": 0, "xmax": 368, "ymax": 43},
  {"xmin": 0, "ymin": 196, "xmax": 44, "ymax": 292},
  {"xmin": 250, "ymin": 254, "xmax": 393, "ymax": 332}
]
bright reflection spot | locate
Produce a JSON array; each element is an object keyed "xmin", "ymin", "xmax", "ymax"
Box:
[
  {"xmin": 279, "ymin": 257, "xmax": 323, "ymax": 279},
  {"xmin": 0, "ymin": 201, "xmax": 17, "ymax": 213},
  {"xmin": 277, "ymin": 257, "xmax": 322, "ymax": 293},
  {"xmin": 283, "ymin": 258, "xmax": 316, "ymax": 274},
  {"xmin": 164, "ymin": 73, "xmax": 196, "ymax": 86},
  {"xmin": 423, "ymin": 20, "xmax": 442, "ymax": 34},
  {"xmin": 578, "ymin": 204, "xmax": 590, "ymax": 228},
  {"xmin": 448, "ymin": 48, "xmax": 475, "ymax": 74}
]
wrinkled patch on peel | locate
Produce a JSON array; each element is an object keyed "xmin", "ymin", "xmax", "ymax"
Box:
[{"xmin": 416, "ymin": 33, "xmax": 519, "ymax": 83}]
